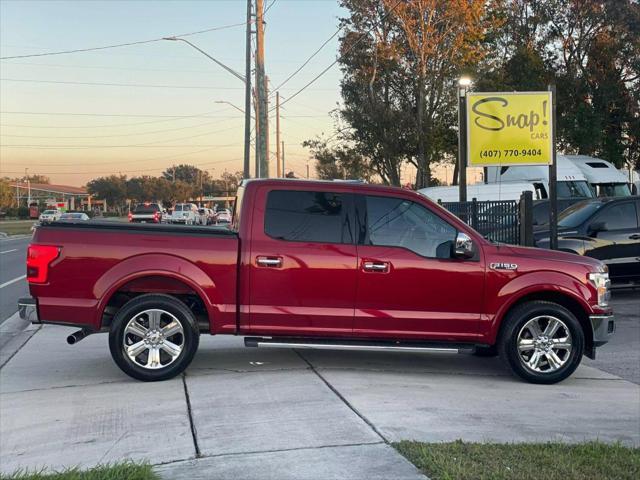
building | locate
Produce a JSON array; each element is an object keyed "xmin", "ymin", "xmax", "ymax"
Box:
[{"xmin": 10, "ymin": 182, "xmax": 103, "ymax": 211}]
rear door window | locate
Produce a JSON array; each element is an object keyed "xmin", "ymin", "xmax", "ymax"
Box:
[{"xmin": 265, "ymin": 190, "xmax": 353, "ymax": 244}]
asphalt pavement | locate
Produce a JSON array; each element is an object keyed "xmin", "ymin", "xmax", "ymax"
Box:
[{"xmin": 0, "ymin": 236, "xmax": 30, "ymax": 325}]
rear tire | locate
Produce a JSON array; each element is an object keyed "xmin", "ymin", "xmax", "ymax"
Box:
[
  {"xmin": 109, "ymin": 294, "xmax": 199, "ymax": 381},
  {"xmin": 498, "ymin": 301, "xmax": 584, "ymax": 384}
]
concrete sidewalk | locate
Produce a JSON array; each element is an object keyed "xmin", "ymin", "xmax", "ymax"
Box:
[{"xmin": 1, "ymin": 325, "xmax": 639, "ymax": 478}]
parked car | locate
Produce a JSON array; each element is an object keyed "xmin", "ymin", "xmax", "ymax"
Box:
[
  {"xmin": 129, "ymin": 202, "xmax": 163, "ymax": 224},
  {"xmin": 534, "ymin": 197, "xmax": 640, "ymax": 284},
  {"xmin": 38, "ymin": 209, "xmax": 61, "ymax": 223},
  {"xmin": 20, "ymin": 179, "xmax": 614, "ymax": 384},
  {"xmin": 215, "ymin": 208, "xmax": 232, "ymax": 224},
  {"xmin": 168, "ymin": 203, "xmax": 198, "ymax": 225},
  {"xmin": 197, "ymin": 208, "xmax": 215, "ymax": 225},
  {"xmin": 59, "ymin": 212, "xmax": 90, "ymax": 221}
]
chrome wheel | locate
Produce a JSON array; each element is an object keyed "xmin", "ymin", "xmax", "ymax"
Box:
[
  {"xmin": 123, "ymin": 309, "xmax": 184, "ymax": 370},
  {"xmin": 517, "ymin": 315, "xmax": 572, "ymax": 373}
]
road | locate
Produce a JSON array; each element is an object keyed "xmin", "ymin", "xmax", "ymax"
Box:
[
  {"xmin": 585, "ymin": 288, "xmax": 640, "ymax": 384},
  {"xmin": 0, "ymin": 236, "xmax": 30, "ymax": 325}
]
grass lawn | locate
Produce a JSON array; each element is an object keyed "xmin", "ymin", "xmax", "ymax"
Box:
[
  {"xmin": 0, "ymin": 463, "xmax": 158, "ymax": 480},
  {"xmin": 0, "ymin": 220, "xmax": 34, "ymax": 236},
  {"xmin": 394, "ymin": 440, "xmax": 640, "ymax": 480}
]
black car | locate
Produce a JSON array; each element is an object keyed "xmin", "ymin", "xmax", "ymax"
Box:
[{"xmin": 534, "ymin": 197, "xmax": 640, "ymax": 283}]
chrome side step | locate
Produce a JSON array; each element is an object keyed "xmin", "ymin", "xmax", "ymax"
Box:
[{"xmin": 244, "ymin": 337, "xmax": 473, "ymax": 354}]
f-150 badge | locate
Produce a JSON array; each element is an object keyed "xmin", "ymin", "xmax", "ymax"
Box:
[{"xmin": 490, "ymin": 262, "xmax": 518, "ymax": 271}]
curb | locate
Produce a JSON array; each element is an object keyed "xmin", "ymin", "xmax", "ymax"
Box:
[{"xmin": 0, "ymin": 312, "xmax": 40, "ymax": 369}]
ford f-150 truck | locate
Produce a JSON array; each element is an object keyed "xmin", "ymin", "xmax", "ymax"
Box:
[{"xmin": 19, "ymin": 179, "xmax": 615, "ymax": 384}]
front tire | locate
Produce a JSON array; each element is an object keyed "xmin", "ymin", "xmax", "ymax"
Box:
[
  {"xmin": 498, "ymin": 301, "xmax": 584, "ymax": 384},
  {"xmin": 109, "ymin": 294, "xmax": 199, "ymax": 381}
]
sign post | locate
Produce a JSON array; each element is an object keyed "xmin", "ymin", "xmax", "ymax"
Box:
[
  {"xmin": 466, "ymin": 91, "xmax": 557, "ymax": 247},
  {"xmin": 548, "ymin": 85, "xmax": 558, "ymax": 250},
  {"xmin": 458, "ymin": 83, "xmax": 468, "ymax": 203}
]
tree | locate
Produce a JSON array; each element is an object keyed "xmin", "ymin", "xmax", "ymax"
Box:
[
  {"xmin": 0, "ymin": 178, "xmax": 15, "ymax": 207},
  {"xmin": 481, "ymin": 0, "xmax": 640, "ymax": 168},
  {"xmin": 25, "ymin": 174, "xmax": 50, "ymax": 184},
  {"xmin": 304, "ymin": 138, "xmax": 374, "ymax": 181},
  {"xmin": 86, "ymin": 175, "xmax": 127, "ymax": 213},
  {"xmin": 337, "ymin": 0, "xmax": 414, "ymax": 185},
  {"xmin": 161, "ymin": 164, "xmax": 211, "ymax": 185},
  {"xmin": 382, "ymin": 0, "xmax": 493, "ymax": 187}
]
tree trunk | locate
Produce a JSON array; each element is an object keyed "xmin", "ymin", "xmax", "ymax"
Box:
[{"xmin": 416, "ymin": 74, "xmax": 428, "ymax": 188}]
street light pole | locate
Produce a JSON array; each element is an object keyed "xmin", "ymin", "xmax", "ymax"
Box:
[
  {"xmin": 164, "ymin": 36, "xmax": 252, "ymax": 180},
  {"xmin": 458, "ymin": 76, "xmax": 472, "ymax": 204}
]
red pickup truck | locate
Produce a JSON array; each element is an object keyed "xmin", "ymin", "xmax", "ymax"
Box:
[{"xmin": 19, "ymin": 179, "xmax": 615, "ymax": 384}]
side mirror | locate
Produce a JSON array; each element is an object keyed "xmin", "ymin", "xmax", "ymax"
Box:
[
  {"xmin": 589, "ymin": 221, "xmax": 608, "ymax": 236},
  {"xmin": 454, "ymin": 232, "xmax": 474, "ymax": 259}
]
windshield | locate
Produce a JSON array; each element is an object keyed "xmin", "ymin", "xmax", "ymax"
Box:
[
  {"xmin": 174, "ymin": 204, "xmax": 187, "ymax": 212},
  {"xmin": 596, "ymin": 183, "xmax": 631, "ymax": 197},
  {"xmin": 133, "ymin": 204, "xmax": 159, "ymax": 213},
  {"xmin": 43, "ymin": 210, "xmax": 56, "ymax": 214},
  {"xmin": 556, "ymin": 181, "xmax": 593, "ymax": 198},
  {"xmin": 558, "ymin": 202, "xmax": 604, "ymax": 228}
]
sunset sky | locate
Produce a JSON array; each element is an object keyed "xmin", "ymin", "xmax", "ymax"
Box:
[{"xmin": 0, "ymin": 0, "xmax": 349, "ymax": 186}]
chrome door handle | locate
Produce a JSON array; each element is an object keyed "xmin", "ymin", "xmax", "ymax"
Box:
[
  {"xmin": 362, "ymin": 261, "xmax": 390, "ymax": 272},
  {"xmin": 256, "ymin": 256, "xmax": 283, "ymax": 267}
]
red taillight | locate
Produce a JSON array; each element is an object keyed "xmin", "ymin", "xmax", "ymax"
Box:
[
  {"xmin": 128, "ymin": 212, "xmax": 133, "ymax": 222},
  {"xmin": 153, "ymin": 212, "xmax": 160, "ymax": 222},
  {"xmin": 27, "ymin": 245, "xmax": 60, "ymax": 284}
]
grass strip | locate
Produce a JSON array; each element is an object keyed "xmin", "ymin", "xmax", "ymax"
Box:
[
  {"xmin": 394, "ymin": 440, "xmax": 640, "ymax": 480},
  {"xmin": 1, "ymin": 462, "xmax": 158, "ymax": 480}
]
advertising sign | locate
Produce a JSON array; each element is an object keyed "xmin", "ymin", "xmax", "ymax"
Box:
[{"xmin": 466, "ymin": 92, "xmax": 553, "ymax": 166}]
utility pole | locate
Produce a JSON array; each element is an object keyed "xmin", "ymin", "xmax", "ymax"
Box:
[
  {"xmin": 281, "ymin": 140, "xmax": 285, "ymax": 177},
  {"xmin": 256, "ymin": 0, "xmax": 269, "ymax": 177},
  {"xmin": 254, "ymin": 85, "xmax": 260, "ymax": 177},
  {"xmin": 243, "ymin": 0, "xmax": 252, "ymax": 179},
  {"xmin": 276, "ymin": 91, "xmax": 281, "ymax": 177},
  {"xmin": 172, "ymin": 165, "xmax": 176, "ymax": 182},
  {"xmin": 306, "ymin": 162, "xmax": 310, "ymax": 179}
]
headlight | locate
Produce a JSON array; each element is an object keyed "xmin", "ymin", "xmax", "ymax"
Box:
[{"xmin": 588, "ymin": 271, "xmax": 611, "ymax": 307}]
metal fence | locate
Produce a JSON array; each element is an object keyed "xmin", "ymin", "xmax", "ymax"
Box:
[{"xmin": 440, "ymin": 199, "xmax": 521, "ymax": 245}]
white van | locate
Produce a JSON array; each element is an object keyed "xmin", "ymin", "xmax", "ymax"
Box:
[
  {"xmin": 169, "ymin": 203, "xmax": 199, "ymax": 225},
  {"xmin": 485, "ymin": 156, "xmax": 594, "ymax": 199},
  {"xmin": 419, "ymin": 181, "xmax": 538, "ymax": 203},
  {"xmin": 563, "ymin": 155, "xmax": 631, "ymax": 197}
]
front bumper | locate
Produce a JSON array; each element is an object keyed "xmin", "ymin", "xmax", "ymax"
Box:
[
  {"xmin": 590, "ymin": 314, "xmax": 615, "ymax": 347},
  {"xmin": 18, "ymin": 297, "xmax": 39, "ymax": 323}
]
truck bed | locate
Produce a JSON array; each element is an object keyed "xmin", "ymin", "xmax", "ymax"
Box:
[{"xmin": 30, "ymin": 220, "xmax": 239, "ymax": 334}]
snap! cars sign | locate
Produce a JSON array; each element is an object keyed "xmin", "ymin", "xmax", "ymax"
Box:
[{"xmin": 466, "ymin": 91, "xmax": 553, "ymax": 166}]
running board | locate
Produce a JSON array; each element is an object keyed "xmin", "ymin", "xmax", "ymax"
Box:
[{"xmin": 244, "ymin": 337, "xmax": 475, "ymax": 354}]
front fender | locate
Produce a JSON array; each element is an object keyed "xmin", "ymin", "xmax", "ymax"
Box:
[
  {"xmin": 94, "ymin": 253, "xmax": 218, "ymax": 329},
  {"xmin": 485, "ymin": 270, "xmax": 594, "ymax": 343}
]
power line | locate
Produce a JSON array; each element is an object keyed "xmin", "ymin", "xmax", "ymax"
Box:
[
  {"xmin": 271, "ymin": 27, "xmax": 341, "ymax": 93},
  {"xmin": 2, "ymin": 158, "xmax": 243, "ymax": 176},
  {"xmin": 0, "ymin": 124, "xmax": 243, "ymax": 149},
  {"xmin": 1, "ymin": 77, "xmax": 337, "ymax": 91},
  {"xmin": 2, "ymin": 145, "xmax": 238, "ymax": 167},
  {"xmin": 0, "ymin": 78, "xmax": 242, "ymax": 90},
  {"xmin": 277, "ymin": 0, "xmax": 402, "ymax": 110},
  {"xmin": 0, "ymin": 117, "xmax": 239, "ymax": 139},
  {"xmin": 0, "ymin": 22, "xmax": 247, "ymax": 60}
]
